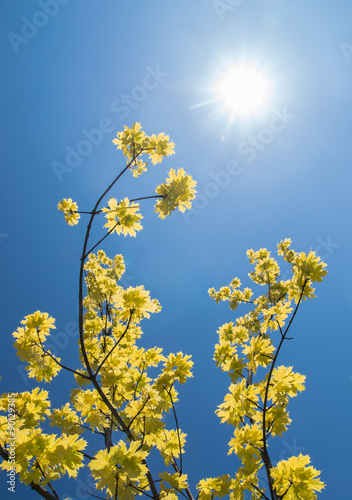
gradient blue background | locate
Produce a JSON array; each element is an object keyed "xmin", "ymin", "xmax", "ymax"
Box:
[{"xmin": 1, "ymin": 1, "xmax": 352, "ymax": 499}]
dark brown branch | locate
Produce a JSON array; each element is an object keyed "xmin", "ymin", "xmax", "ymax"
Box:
[
  {"xmin": 164, "ymin": 386, "xmax": 195, "ymax": 500},
  {"xmin": 171, "ymin": 460, "xmax": 195, "ymax": 500},
  {"xmin": 128, "ymin": 396, "xmax": 150, "ymax": 430},
  {"xmin": 129, "ymin": 482, "xmax": 155, "ymax": 498},
  {"xmin": 85, "ymin": 220, "xmax": 121, "ymax": 257},
  {"xmin": 164, "ymin": 385, "xmax": 183, "ymax": 473},
  {"xmin": 34, "ymin": 331, "xmax": 90, "ymax": 380},
  {"xmin": 261, "ymin": 279, "xmax": 308, "ymax": 499},
  {"xmin": 94, "ymin": 312, "xmax": 134, "ymax": 378},
  {"xmin": 29, "ymin": 482, "xmax": 59, "ymax": 500},
  {"xmin": 133, "ymin": 363, "xmax": 146, "ymax": 400},
  {"xmin": 251, "ymin": 482, "xmax": 271, "ymax": 500},
  {"xmin": 0, "ymin": 444, "xmax": 59, "ymax": 500},
  {"xmin": 78, "ymin": 151, "xmax": 160, "ymax": 499},
  {"xmin": 130, "ymin": 194, "xmax": 164, "ymax": 202}
]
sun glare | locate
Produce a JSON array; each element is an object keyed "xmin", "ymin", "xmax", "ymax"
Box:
[{"xmin": 217, "ymin": 66, "xmax": 270, "ymax": 118}]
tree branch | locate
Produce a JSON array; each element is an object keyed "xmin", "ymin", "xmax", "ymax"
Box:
[
  {"xmin": 78, "ymin": 151, "xmax": 160, "ymax": 499},
  {"xmin": 34, "ymin": 332, "xmax": 90, "ymax": 380},
  {"xmin": 0, "ymin": 444, "xmax": 60, "ymax": 500},
  {"xmin": 94, "ymin": 311, "xmax": 134, "ymax": 378},
  {"xmin": 261, "ymin": 280, "xmax": 308, "ymax": 499}
]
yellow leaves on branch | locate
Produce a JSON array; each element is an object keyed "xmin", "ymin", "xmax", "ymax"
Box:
[
  {"xmin": 21, "ymin": 310, "xmax": 55, "ymax": 333},
  {"xmin": 148, "ymin": 133, "xmax": 175, "ymax": 165},
  {"xmin": 58, "ymin": 123, "xmax": 196, "ymax": 238},
  {"xmin": 1, "ymin": 429, "xmax": 86, "ymax": 485},
  {"xmin": 216, "ymin": 379, "xmax": 259, "ymax": 427},
  {"xmin": 84, "ymin": 250, "xmax": 125, "ymax": 304},
  {"xmin": 70, "ymin": 388, "xmax": 111, "ymax": 432},
  {"xmin": 0, "ymin": 389, "xmax": 87, "ymax": 486},
  {"xmin": 242, "ymin": 336, "xmax": 275, "ymax": 371},
  {"xmin": 277, "ymin": 238, "xmax": 328, "ymax": 301},
  {"xmin": 247, "ymin": 247, "xmax": 281, "ymax": 286},
  {"xmin": 271, "ymin": 454, "xmax": 325, "ymax": 499},
  {"xmin": 208, "ymin": 240, "xmax": 327, "ymax": 497},
  {"xmin": 291, "ymin": 250, "xmax": 328, "ymax": 301},
  {"xmin": 12, "ymin": 311, "xmax": 60, "ymax": 382},
  {"xmin": 112, "ymin": 122, "xmax": 175, "ymax": 174},
  {"xmin": 208, "ymin": 278, "xmax": 253, "ymax": 311},
  {"xmin": 88, "ymin": 440, "xmax": 149, "ymax": 500},
  {"xmin": 155, "ymin": 168, "xmax": 197, "ymax": 219},
  {"xmin": 267, "ymin": 365, "xmax": 306, "ymax": 403},
  {"xmin": 160, "ymin": 471, "xmax": 189, "ymax": 492},
  {"xmin": 159, "ymin": 429, "xmax": 187, "ymax": 466},
  {"xmin": 0, "ymin": 388, "xmax": 50, "ymax": 434},
  {"xmin": 102, "ymin": 197, "xmax": 143, "ymax": 237},
  {"xmin": 57, "ymin": 198, "xmax": 80, "ymax": 226},
  {"xmin": 261, "ymin": 300, "xmax": 293, "ymax": 334},
  {"xmin": 114, "ymin": 285, "xmax": 161, "ymax": 322},
  {"xmin": 49, "ymin": 402, "xmax": 83, "ymax": 435},
  {"xmin": 156, "ymin": 352, "xmax": 193, "ymax": 388},
  {"xmin": 228, "ymin": 426, "xmax": 263, "ymax": 480},
  {"xmin": 197, "ymin": 475, "xmax": 234, "ymax": 500}
]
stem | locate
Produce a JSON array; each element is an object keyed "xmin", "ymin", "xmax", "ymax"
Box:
[
  {"xmin": 94, "ymin": 312, "xmax": 133, "ymax": 378},
  {"xmin": 131, "ymin": 194, "xmax": 164, "ymax": 202},
  {"xmin": 165, "ymin": 386, "xmax": 195, "ymax": 500},
  {"xmin": 85, "ymin": 220, "xmax": 120, "ymax": 257},
  {"xmin": 35, "ymin": 332, "xmax": 90, "ymax": 380},
  {"xmin": 261, "ymin": 280, "xmax": 308, "ymax": 499},
  {"xmin": 171, "ymin": 460, "xmax": 195, "ymax": 500},
  {"xmin": 78, "ymin": 151, "xmax": 160, "ymax": 499},
  {"xmin": 0, "ymin": 445, "xmax": 60, "ymax": 500},
  {"xmin": 166, "ymin": 386, "xmax": 183, "ymax": 473},
  {"xmin": 78, "ymin": 156, "xmax": 141, "ymax": 439}
]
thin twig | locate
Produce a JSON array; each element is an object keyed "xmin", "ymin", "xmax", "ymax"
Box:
[
  {"xmin": 94, "ymin": 311, "xmax": 134, "ymax": 378},
  {"xmin": 164, "ymin": 385, "xmax": 183, "ymax": 473},
  {"xmin": 128, "ymin": 396, "xmax": 150, "ymax": 430},
  {"xmin": 34, "ymin": 331, "xmax": 90, "ymax": 380}
]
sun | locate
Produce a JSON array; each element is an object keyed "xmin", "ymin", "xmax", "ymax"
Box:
[{"xmin": 216, "ymin": 66, "xmax": 270, "ymax": 118}]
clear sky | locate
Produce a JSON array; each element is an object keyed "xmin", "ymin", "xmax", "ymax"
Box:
[{"xmin": 1, "ymin": 1, "xmax": 352, "ymax": 499}]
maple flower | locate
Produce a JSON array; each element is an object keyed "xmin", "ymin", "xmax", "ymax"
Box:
[
  {"xmin": 102, "ymin": 197, "xmax": 143, "ymax": 237},
  {"xmin": 155, "ymin": 168, "xmax": 197, "ymax": 219},
  {"xmin": 57, "ymin": 198, "xmax": 80, "ymax": 226}
]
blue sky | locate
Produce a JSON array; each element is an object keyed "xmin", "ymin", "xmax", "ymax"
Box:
[{"xmin": 1, "ymin": 1, "xmax": 352, "ymax": 498}]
